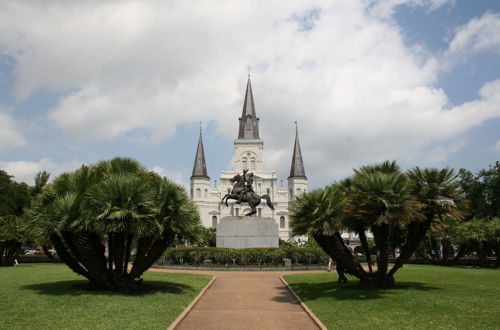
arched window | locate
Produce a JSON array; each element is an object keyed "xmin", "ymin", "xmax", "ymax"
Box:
[
  {"xmin": 212, "ymin": 216, "xmax": 217, "ymax": 228},
  {"xmin": 266, "ymin": 188, "xmax": 271, "ymax": 195},
  {"xmin": 204, "ymin": 189, "xmax": 208, "ymax": 198},
  {"xmin": 280, "ymin": 216, "xmax": 285, "ymax": 228},
  {"xmin": 242, "ymin": 157, "xmax": 248, "ymax": 170},
  {"xmin": 196, "ymin": 188, "xmax": 201, "ymax": 198},
  {"xmin": 296, "ymin": 188, "xmax": 301, "ymax": 196},
  {"xmin": 250, "ymin": 158, "xmax": 256, "ymax": 170}
]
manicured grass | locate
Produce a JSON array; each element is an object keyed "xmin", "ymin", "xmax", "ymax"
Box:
[
  {"xmin": 284, "ymin": 265, "xmax": 500, "ymax": 330},
  {"xmin": 0, "ymin": 263, "xmax": 212, "ymax": 330}
]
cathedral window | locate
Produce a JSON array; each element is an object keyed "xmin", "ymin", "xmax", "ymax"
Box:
[
  {"xmin": 280, "ymin": 216, "xmax": 286, "ymax": 228},
  {"xmin": 267, "ymin": 188, "xmax": 271, "ymax": 195},
  {"xmin": 290, "ymin": 189, "xmax": 293, "ymax": 198},
  {"xmin": 196, "ymin": 188, "xmax": 201, "ymax": 198},
  {"xmin": 204, "ymin": 189, "xmax": 208, "ymax": 198},
  {"xmin": 250, "ymin": 158, "xmax": 256, "ymax": 170},
  {"xmin": 242, "ymin": 158, "xmax": 248, "ymax": 170},
  {"xmin": 212, "ymin": 216, "xmax": 217, "ymax": 228}
]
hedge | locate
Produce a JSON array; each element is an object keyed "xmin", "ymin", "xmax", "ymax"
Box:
[{"xmin": 161, "ymin": 247, "xmax": 329, "ymax": 266}]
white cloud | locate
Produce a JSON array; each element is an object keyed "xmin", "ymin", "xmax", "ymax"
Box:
[
  {"xmin": 151, "ymin": 165, "xmax": 185, "ymax": 186},
  {"xmin": 0, "ymin": 0, "xmax": 498, "ymax": 185},
  {"xmin": 490, "ymin": 140, "xmax": 500, "ymax": 153},
  {"xmin": 0, "ymin": 111, "xmax": 27, "ymax": 151},
  {"xmin": 447, "ymin": 12, "xmax": 500, "ymax": 58},
  {"xmin": 0, "ymin": 158, "xmax": 83, "ymax": 185}
]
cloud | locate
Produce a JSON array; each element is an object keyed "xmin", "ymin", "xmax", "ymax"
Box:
[
  {"xmin": 490, "ymin": 140, "xmax": 500, "ymax": 153},
  {"xmin": 150, "ymin": 165, "xmax": 185, "ymax": 186},
  {"xmin": 0, "ymin": 111, "xmax": 26, "ymax": 151},
  {"xmin": 446, "ymin": 12, "xmax": 500, "ymax": 58},
  {"xmin": 0, "ymin": 1, "xmax": 498, "ymax": 186},
  {"xmin": 0, "ymin": 158, "xmax": 83, "ymax": 185}
]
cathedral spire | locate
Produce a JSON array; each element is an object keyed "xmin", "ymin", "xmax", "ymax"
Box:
[
  {"xmin": 289, "ymin": 122, "xmax": 306, "ymax": 178},
  {"xmin": 191, "ymin": 124, "xmax": 209, "ymax": 179},
  {"xmin": 238, "ymin": 77, "xmax": 260, "ymax": 139}
]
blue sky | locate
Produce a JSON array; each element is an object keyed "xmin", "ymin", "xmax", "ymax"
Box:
[{"xmin": 0, "ymin": 0, "xmax": 499, "ymax": 189}]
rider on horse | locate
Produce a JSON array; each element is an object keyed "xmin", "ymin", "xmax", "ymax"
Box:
[{"xmin": 237, "ymin": 169, "xmax": 255, "ymax": 204}]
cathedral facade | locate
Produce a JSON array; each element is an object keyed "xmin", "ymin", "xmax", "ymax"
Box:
[{"xmin": 189, "ymin": 78, "xmax": 307, "ymax": 241}]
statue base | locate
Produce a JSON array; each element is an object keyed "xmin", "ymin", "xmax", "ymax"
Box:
[{"xmin": 216, "ymin": 216, "xmax": 279, "ymax": 249}]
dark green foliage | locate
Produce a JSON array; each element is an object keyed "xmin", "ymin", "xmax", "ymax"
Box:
[
  {"xmin": 162, "ymin": 247, "xmax": 329, "ymax": 266},
  {"xmin": 0, "ymin": 170, "xmax": 32, "ymax": 266},
  {"xmin": 0, "ymin": 170, "xmax": 30, "ymax": 217},
  {"xmin": 29, "ymin": 157, "xmax": 202, "ymax": 290},
  {"xmin": 459, "ymin": 162, "xmax": 500, "ymax": 219}
]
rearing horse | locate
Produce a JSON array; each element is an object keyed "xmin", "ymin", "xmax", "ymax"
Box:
[{"xmin": 221, "ymin": 173, "xmax": 275, "ymax": 216}]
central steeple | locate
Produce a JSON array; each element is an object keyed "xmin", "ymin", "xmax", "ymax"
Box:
[{"xmin": 238, "ymin": 78, "xmax": 260, "ymax": 139}]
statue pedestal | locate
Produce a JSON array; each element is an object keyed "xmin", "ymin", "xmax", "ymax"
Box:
[{"xmin": 216, "ymin": 216, "xmax": 279, "ymax": 249}]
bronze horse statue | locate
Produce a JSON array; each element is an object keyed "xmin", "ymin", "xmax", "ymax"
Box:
[{"xmin": 221, "ymin": 173, "xmax": 274, "ymax": 216}]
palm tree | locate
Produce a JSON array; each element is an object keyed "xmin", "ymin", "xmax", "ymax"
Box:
[
  {"xmin": 350, "ymin": 162, "xmax": 422, "ymax": 287},
  {"xmin": 291, "ymin": 161, "xmax": 427, "ymax": 288},
  {"xmin": 30, "ymin": 157, "xmax": 202, "ymax": 290},
  {"xmin": 290, "ymin": 185, "xmax": 367, "ymax": 283},
  {"xmin": 389, "ymin": 167, "xmax": 467, "ymax": 275}
]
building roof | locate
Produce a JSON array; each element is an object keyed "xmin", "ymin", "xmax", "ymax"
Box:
[
  {"xmin": 289, "ymin": 128, "xmax": 307, "ymax": 179},
  {"xmin": 237, "ymin": 78, "xmax": 260, "ymax": 139},
  {"xmin": 191, "ymin": 131, "xmax": 210, "ymax": 179}
]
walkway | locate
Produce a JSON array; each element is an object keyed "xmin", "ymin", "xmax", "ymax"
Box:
[{"xmin": 151, "ymin": 269, "xmax": 324, "ymax": 330}]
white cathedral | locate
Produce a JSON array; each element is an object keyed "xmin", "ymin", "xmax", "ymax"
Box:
[{"xmin": 189, "ymin": 77, "xmax": 307, "ymax": 242}]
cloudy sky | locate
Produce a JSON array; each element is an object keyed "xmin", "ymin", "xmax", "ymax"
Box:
[{"xmin": 1, "ymin": 0, "xmax": 499, "ymax": 189}]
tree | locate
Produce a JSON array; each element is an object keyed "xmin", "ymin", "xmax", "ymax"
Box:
[
  {"xmin": 291, "ymin": 161, "xmax": 466, "ymax": 288},
  {"xmin": 0, "ymin": 170, "xmax": 31, "ymax": 266},
  {"xmin": 29, "ymin": 158, "xmax": 202, "ymax": 290},
  {"xmin": 389, "ymin": 167, "xmax": 467, "ymax": 274},
  {"xmin": 0, "ymin": 215, "xmax": 31, "ymax": 266}
]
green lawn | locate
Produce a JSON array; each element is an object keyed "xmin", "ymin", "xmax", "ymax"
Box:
[
  {"xmin": 0, "ymin": 263, "xmax": 212, "ymax": 330},
  {"xmin": 284, "ymin": 265, "xmax": 500, "ymax": 330}
]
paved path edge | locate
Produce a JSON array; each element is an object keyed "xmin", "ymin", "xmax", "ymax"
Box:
[
  {"xmin": 167, "ymin": 276, "xmax": 217, "ymax": 330},
  {"xmin": 280, "ymin": 275, "xmax": 328, "ymax": 330}
]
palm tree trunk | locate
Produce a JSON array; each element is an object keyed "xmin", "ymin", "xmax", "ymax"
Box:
[
  {"xmin": 389, "ymin": 221, "xmax": 431, "ymax": 277},
  {"xmin": 313, "ymin": 232, "xmax": 367, "ymax": 282},
  {"xmin": 357, "ymin": 228, "xmax": 373, "ymax": 273},
  {"xmin": 123, "ymin": 234, "xmax": 134, "ymax": 275},
  {"xmin": 478, "ymin": 241, "xmax": 488, "ymax": 267},
  {"xmin": 107, "ymin": 233, "xmax": 113, "ymax": 271},
  {"xmin": 51, "ymin": 233, "xmax": 95, "ymax": 281},
  {"xmin": 130, "ymin": 230, "xmax": 175, "ymax": 278},
  {"xmin": 441, "ymin": 238, "xmax": 452, "ymax": 265},
  {"xmin": 372, "ymin": 223, "xmax": 392, "ymax": 287},
  {"xmin": 112, "ymin": 232, "xmax": 125, "ymax": 276}
]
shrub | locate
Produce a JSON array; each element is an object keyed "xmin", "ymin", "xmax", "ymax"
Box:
[{"xmin": 162, "ymin": 247, "xmax": 328, "ymax": 266}]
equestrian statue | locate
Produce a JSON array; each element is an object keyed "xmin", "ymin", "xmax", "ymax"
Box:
[{"xmin": 221, "ymin": 169, "xmax": 275, "ymax": 216}]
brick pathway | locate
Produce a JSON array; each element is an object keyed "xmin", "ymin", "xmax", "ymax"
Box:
[{"xmin": 151, "ymin": 269, "xmax": 324, "ymax": 330}]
